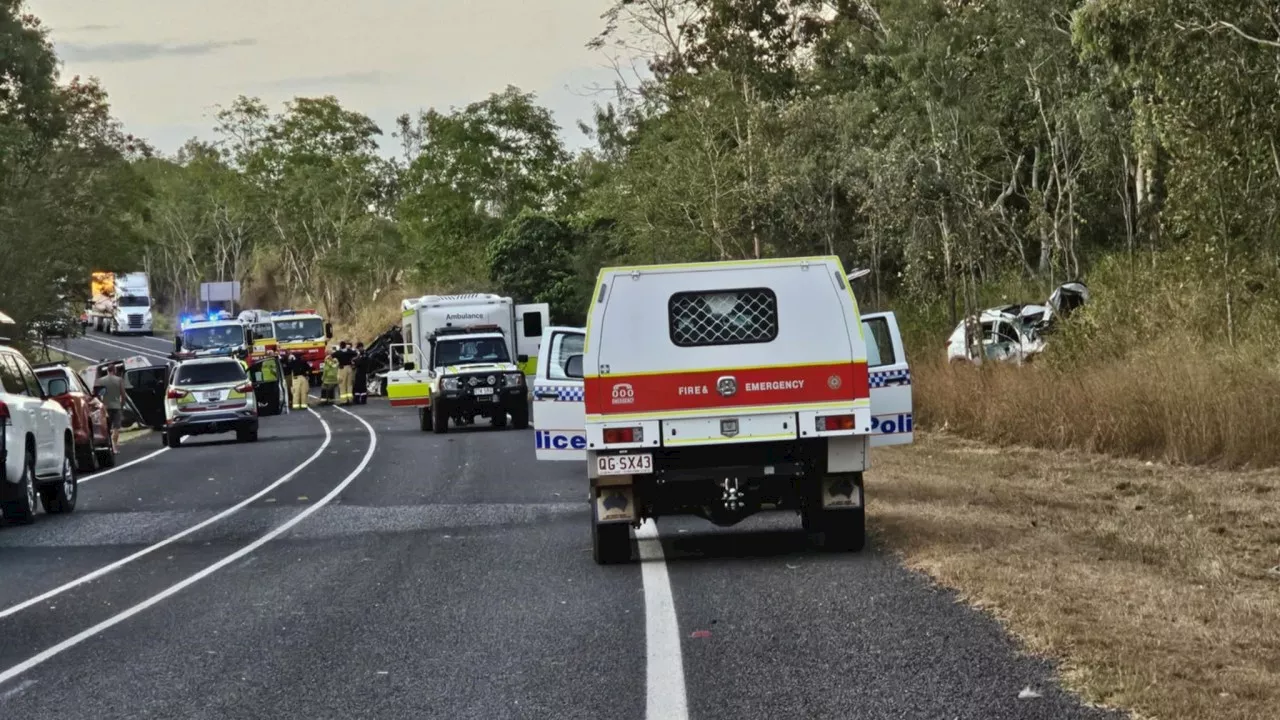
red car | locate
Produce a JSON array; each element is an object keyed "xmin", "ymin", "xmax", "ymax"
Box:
[{"xmin": 34, "ymin": 362, "xmax": 116, "ymax": 471}]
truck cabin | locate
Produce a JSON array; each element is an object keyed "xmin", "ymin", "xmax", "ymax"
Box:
[
  {"xmin": 175, "ymin": 316, "xmax": 251, "ymax": 358},
  {"xmin": 270, "ymin": 310, "xmax": 331, "ymax": 345},
  {"xmin": 427, "ymin": 325, "xmax": 528, "ymax": 368}
]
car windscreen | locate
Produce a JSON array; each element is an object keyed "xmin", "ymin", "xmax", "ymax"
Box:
[
  {"xmin": 434, "ymin": 337, "xmax": 510, "ymax": 366},
  {"xmin": 182, "ymin": 324, "xmax": 245, "ymax": 350},
  {"xmin": 175, "ymin": 362, "xmax": 245, "ymax": 386},
  {"xmin": 118, "ymin": 295, "xmax": 150, "ymax": 307},
  {"xmin": 274, "ymin": 318, "xmax": 325, "ymax": 342}
]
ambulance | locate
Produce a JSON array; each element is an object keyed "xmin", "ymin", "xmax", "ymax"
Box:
[
  {"xmin": 530, "ymin": 257, "xmax": 914, "ymax": 564},
  {"xmin": 269, "ymin": 309, "xmax": 331, "ymax": 383},
  {"xmin": 382, "ymin": 294, "xmax": 548, "ymax": 432}
]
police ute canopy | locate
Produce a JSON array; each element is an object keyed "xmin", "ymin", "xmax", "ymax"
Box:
[
  {"xmin": 530, "ymin": 256, "xmax": 913, "ymax": 564},
  {"xmin": 383, "ymin": 293, "xmax": 548, "ymax": 433}
]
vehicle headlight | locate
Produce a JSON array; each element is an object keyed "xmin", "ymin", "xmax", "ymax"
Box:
[
  {"xmin": 503, "ymin": 373, "xmax": 523, "ymax": 386},
  {"xmin": 442, "ymin": 377, "xmax": 460, "ymax": 392}
]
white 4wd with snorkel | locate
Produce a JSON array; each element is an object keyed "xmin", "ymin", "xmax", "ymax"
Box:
[{"xmin": 531, "ymin": 257, "xmax": 913, "ymax": 564}]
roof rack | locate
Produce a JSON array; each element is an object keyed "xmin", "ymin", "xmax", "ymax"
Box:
[{"xmin": 32, "ymin": 360, "xmax": 70, "ymax": 369}]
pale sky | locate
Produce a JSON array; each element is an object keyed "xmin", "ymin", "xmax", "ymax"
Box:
[{"xmin": 27, "ymin": 0, "xmax": 639, "ymax": 156}]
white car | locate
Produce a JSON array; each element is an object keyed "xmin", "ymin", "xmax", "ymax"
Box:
[
  {"xmin": 0, "ymin": 344, "xmax": 78, "ymax": 523},
  {"xmin": 945, "ymin": 309, "xmax": 1046, "ymax": 365}
]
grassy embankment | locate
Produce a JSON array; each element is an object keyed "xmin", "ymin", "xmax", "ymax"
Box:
[{"xmin": 877, "ymin": 254, "xmax": 1280, "ymax": 720}]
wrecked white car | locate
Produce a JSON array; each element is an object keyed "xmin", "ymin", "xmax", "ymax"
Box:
[{"xmin": 946, "ymin": 281, "xmax": 1089, "ymax": 365}]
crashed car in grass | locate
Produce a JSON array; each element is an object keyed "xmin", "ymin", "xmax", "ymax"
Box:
[{"xmin": 946, "ymin": 281, "xmax": 1089, "ymax": 365}]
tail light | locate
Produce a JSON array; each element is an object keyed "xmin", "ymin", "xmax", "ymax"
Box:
[
  {"xmin": 167, "ymin": 387, "xmax": 188, "ymax": 399},
  {"xmin": 818, "ymin": 415, "xmax": 856, "ymax": 431},
  {"xmin": 234, "ymin": 382, "xmax": 254, "ymax": 393},
  {"xmin": 0, "ymin": 400, "xmax": 8, "ymax": 419},
  {"xmin": 603, "ymin": 426, "xmax": 642, "ymax": 444}
]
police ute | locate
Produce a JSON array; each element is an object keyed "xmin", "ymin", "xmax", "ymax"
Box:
[
  {"xmin": 531, "ymin": 257, "xmax": 913, "ymax": 564},
  {"xmin": 383, "ymin": 293, "xmax": 549, "ymax": 433}
]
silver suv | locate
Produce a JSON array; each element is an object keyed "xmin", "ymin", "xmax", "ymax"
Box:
[{"xmin": 163, "ymin": 357, "xmax": 259, "ymax": 447}]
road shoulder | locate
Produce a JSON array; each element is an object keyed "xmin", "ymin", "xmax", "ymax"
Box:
[{"xmin": 871, "ymin": 433, "xmax": 1280, "ymax": 720}]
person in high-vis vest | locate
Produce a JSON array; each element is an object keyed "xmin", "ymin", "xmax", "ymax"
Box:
[
  {"xmin": 260, "ymin": 351, "xmax": 282, "ymax": 414},
  {"xmin": 287, "ymin": 353, "xmax": 311, "ymax": 410},
  {"xmin": 320, "ymin": 350, "xmax": 340, "ymax": 405}
]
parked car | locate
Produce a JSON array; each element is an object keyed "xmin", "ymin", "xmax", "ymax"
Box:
[
  {"xmin": 163, "ymin": 357, "xmax": 259, "ymax": 447},
  {"xmin": 33, "ymin": 361, "xmax": 116, "ymax": 471},
  {"xmin": 0, "ymin": 343, "xmax": 78, "ymax": 523}
]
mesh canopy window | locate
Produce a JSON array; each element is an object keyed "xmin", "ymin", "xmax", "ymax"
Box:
[{"xmin": 668, "ymin": 288, "xmax": 779, "ymax": 347}]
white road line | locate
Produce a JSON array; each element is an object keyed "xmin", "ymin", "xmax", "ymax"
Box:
[
  {"xmin": 636, "ymin": 521, "xmax": 690, "ymax": 720},
  {"xmin": 0, "ymin": 405, "xmax": 375, "ymax": 686},
  {"xmin": 36, "ymin": 343, "xmax": 100, "ymax": 363},
  {"xmin": 78, "ymin": 447, "xmax": 168, "ymax": 483},
  {"xmin": 0, "ymin": 410, "xmax": 332, "ymax": 621},
  {"xmin": 75, "ymin": 334, "xmax": 168, "ymax": 361}
]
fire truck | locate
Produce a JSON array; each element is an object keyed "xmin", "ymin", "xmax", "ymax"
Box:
[{"xmin": 269, "ymin": 309, "xmax": 332, "ymax": 384}]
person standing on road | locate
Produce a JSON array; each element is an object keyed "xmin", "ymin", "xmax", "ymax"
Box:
[
  {"xmin": 352, "ymin": 342, "xmax": 369, "ymax": 405},
  {"xmin": 288, "ymin": 352, "xmax": 311, "ymax": 410},
  {"xmin": 320, "ymin": 349, "xmax": 340, "ymax": 406},
  {"xmin": 94, "ymin": 364, "xmax": 125, "ymax": 449},
  {"xmin": 335, "ymin": 340, "xmax": 356, "ymax": 405}
]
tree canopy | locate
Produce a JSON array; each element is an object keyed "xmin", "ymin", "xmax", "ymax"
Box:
[{"xmin": 5, "ymin": 0, "xmax": 1279, "ymax": 344}]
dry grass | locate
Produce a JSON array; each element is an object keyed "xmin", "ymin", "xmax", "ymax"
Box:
[
  {"xmin": 914, "ymin": 347, "xmax": 1280, "ymax": 468},
  {"xmin": 871, "ymin": 434, "xmax": 1280, "ymax": 720}
]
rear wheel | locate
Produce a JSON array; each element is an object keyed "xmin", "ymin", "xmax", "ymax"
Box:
[
  {"xmin": 75, "ymin": 441, "xmax": 98, "ymax": 473},
  {"xmin": 1, "ymin": 449, "xmax": 38, "ymax": 524},
  {"xmin": 96, "ymin": 436, "xmax": 117, "ymax": 467},
  {"xmin": 165, "ymin": 430, "xmax": 182, "ymax": 448},
  {"xmin": 592, "ymin": 519, "xmax": 632, "ymax": 565},
  {"xmin": 418, "ymin": 406, "xmax": 433, "ymax": 432},
  {"xmin": 431, "ymin": 403, "xmax": 448, "ymax": 434},
  {"xmin": 40, "ymin": 447, "xmax": 78, "ymax": 514}
]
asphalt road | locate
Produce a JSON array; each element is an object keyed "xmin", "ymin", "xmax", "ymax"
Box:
[{"xmin": 1, "ymin": 329, "xmax": 1123, "ymax": 719}]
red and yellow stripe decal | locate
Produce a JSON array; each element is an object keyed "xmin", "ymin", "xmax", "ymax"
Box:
[{"xmin": 584, "ymin": 361, "xmax": 868, "ymax": 416}]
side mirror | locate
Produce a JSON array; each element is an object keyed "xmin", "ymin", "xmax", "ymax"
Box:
[
  {"xmin": 517, "ymin": 354, "xmax": 529, "ymax": 364},
  {"xmin": 173, "ymin": 334, "xmax": 182, "ymax": 352},
  {"xmin": 325, "ymin": 322, "xmax": 333, "ymax": 339},
  {"xmin": 565, "ymin": 354, "xmax": 584, "ymax": 379},
  {"xmin": 403, "ymin": 362, "xmax": 416, "ymax": 371},
  {"xmin": 94, "ymin": 386, "xmax": 107, "ymax": 399}
]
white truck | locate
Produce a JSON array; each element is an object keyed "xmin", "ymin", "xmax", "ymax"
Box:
[
  {"xmin": 87, "ymin": 271, "xmax": 154, "ymax": 335},
  {"xmin": 530, "ymin": 256, "xmax": 914, "ymax": 564},
  {"xmin": 383, "ymin": 293, "xmax": 549, "ymax": 433}
]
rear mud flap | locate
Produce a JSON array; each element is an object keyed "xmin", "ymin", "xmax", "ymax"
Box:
[
  {"xmin": 821, "ymin": 475, "xmax": 863, "ymax": 509},
  {"xmin": 595, "ymin": 486, "xmax": 636, "ymax": 524}
]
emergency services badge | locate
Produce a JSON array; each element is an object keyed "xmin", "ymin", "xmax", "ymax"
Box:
[
  {"xmin": 716, "ymin": 376, "xmax": 737, "ymax": 397},
  {"xmin": 827, "ymin": 374, "xmax": 842, "ymax": 390}
]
